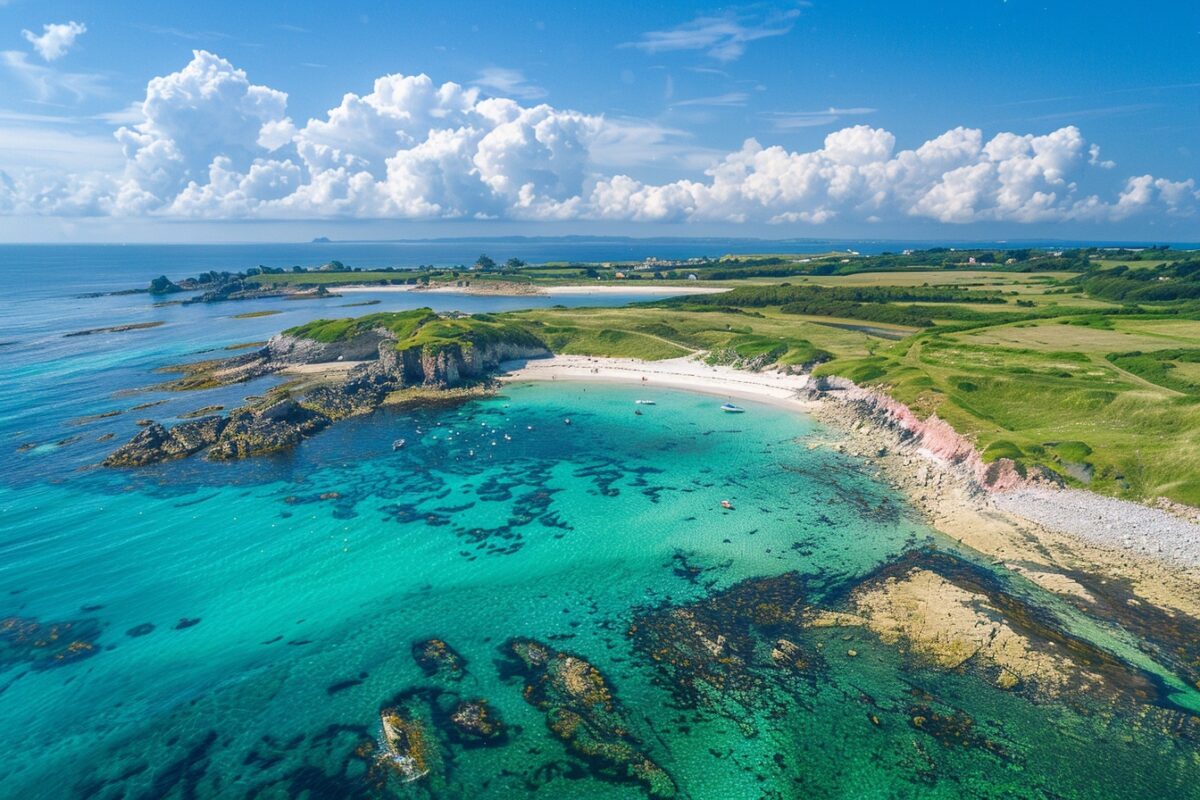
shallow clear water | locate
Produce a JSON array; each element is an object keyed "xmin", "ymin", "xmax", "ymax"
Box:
[{"xmin": 3, "ymin": 245, "xmax": 1200, "ymax": 799}]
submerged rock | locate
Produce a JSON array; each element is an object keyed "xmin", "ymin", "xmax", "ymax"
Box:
[
  {"xmin": 0, "ymin": 614, "xmax": 102, "ymax": 670},
  {"xmin": 378, "ymin": 706, "xmax": 436, "ymax": 783},
  {"xmin": 629, "ymin": 572, "xmax": 817, "ymax": 721},
  {"xmin": 447, "ymin": 699, "xmax": 506, "ymax": 744},
  {"xmin": 502, "ymin": 638, "xmax": 677, "ymax": 798},
  {"xmin": 905, "ymin": 688, "xmax": 1010, "ymax": 759},
  {"xmin": 411, "ymin": 638, "xmax": 466, "ymax": 680}
]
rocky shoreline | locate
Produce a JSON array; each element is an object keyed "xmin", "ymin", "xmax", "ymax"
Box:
[
  {"xmin": 801, "ymin": 374, "xmax": 1200, "ymax": 619},
  {"xmin": 104, "ymin": 310, "xmax": 550, "ymax": 467}
]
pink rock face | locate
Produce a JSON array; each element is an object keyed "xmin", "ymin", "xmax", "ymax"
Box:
[{"xmin": 819, "ymin": 375, "xmax": 1044, "ymax": 494}]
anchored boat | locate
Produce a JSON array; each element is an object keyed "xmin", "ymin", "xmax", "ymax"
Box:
[{"xmin": 720, "ymin": 403, "xmax": 745, "ymax": 413}]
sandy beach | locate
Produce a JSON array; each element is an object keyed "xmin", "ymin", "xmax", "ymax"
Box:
[
  {"xmin": 279, "ymin": 360, "xmax": 367, "ymax": 375},
  {"xmin": 541, "ymin": 284, "xmax": 729, "ymax": 296},
  {"xmin": 336, "ymin": 283, "xmax": 730, "ymax": 297},
  {"xmin": 501, "ymin": 353, "xmax": 1200, "ymax": 616},
  {"xmin": 499, "ymin": 354, "xmax": 813, "ymax": 411}
]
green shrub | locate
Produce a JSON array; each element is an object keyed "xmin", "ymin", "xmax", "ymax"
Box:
[{"xmin": 982, "ymin": 440, "xmax": 1024, "ymax": 462}]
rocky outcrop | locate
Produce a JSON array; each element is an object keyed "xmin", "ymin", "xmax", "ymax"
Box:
[
  {"xmin": 105, "ymin": 312, "xmax": 551, "ymax": 467},
  {"xmin": 103, "ymin": 416, "xmax": 227, "ymax": 466},
  {"xmin": 207, "ymin": 399, "xmax": 330, "ymax": 460},
  {"xmin": 502, "ymin": 638, "xmax": 677, "ymax": 798},
  {"xmin": 810, "ymin": 548, "xmax": 1167, "ymax": 703},
  {"xmin": 105, "ymin": 402, "xmax": 330, "ymax": 465},
  {"xmin": 379, "ymin": 703, "xmax": 439, "ymax": 784},
  {"xmin": 266, "ymin": 330, "xmax": 389, "ymax": 365},
  {"xmin": 181, "ymin": 280, "xmax": 328, "ymax": 304},
  {"xmin": 386, "ymin": 339, "xmax": 551, "ymax": 388},
  {"xmin": 804, "ymin": 374, "xmax": 1059, "ymax": 494},
  {"xmin": 447, "ymin": 699, "xmax": 506, "ymax": 744},
  {"xmin": 148, "ymin": 275, "xmax": 182, "ymax": 294},
  {"xmin": 412, "ymin": 638, "xmax": 466, "ymax": 680}
]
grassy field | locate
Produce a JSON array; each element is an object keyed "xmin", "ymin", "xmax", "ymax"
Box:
[
  {"xmin": 510, "ymin": 261, "xmax": 1200, "ymax": 505},
  {"xmin": 259, "ymin": 246, "xmax": 1200, "ymax": 505},
  {"xmin": 809, "ymin": 308, "xmax": 1200, "ymax": 504},
  {"xmin": 507, "ymin": 305, "xmax": 879, "ymax": 366}
]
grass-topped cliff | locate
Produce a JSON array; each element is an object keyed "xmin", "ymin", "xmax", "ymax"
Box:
[
  {"xmin": 108, "ymin": 309, "xmax": 552, "ymax": 467},
  {"xmin": 285, "ymin": 309, "xmax": 438, "ymax": 343},
  {"xmin": 284, "ymin": 308, "xmax": 546, "ymax": 356}
]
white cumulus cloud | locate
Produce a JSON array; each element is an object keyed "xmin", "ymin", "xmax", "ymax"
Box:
[
  {"xmin": 22, "ymin": 21, "xmax": 86, "ymax": 61},
  {"xmin": 0, "ymin": 50, "xmax": 1195, "ymax": 227}
]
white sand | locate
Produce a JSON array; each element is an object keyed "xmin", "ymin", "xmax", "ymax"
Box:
[
  {"xmin": 336, "ymin": 285, "xmax": 417, "ymax": 293},
  {"xmin": 542, "ymin": 285, "xmax": 729, "ymax": 296},
  {"xmin": 334, "ymin": 283, "xmax": 728, "ymax": 297},
  {"xmin": 280, "ymin": 361, "xmax": 367, "ymax": 375},
  {"xmin": 498, "ymin": 355, "xmax": 813, "ymax": 411}
]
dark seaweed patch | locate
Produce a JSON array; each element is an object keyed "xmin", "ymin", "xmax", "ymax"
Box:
[
  {"xmin": 629, "ymin": 573, "xmax": 819, "ymax": 728},
  {"xmin": 0, "ymin": 614, "xmax": 103, "ymax": 671},
  {"xmin": 833, "ymin": 547, "xmax": 1174, "ymax": 708}
]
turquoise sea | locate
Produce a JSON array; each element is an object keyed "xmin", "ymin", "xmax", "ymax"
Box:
[{"xmin": 2, "ymin": 244, "xmax": 1200, "ymax": 799}]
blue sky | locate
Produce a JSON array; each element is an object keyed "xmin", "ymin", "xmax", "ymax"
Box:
[{"xmin": 0, "ymin": 1, "xmax": 1196, "ymax": 242}]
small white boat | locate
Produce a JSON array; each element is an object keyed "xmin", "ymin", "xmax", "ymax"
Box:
[
  {"xmin": 635, "ymin": 400, "xmax": 656, "ymax": 406},
  {"xmin": 720, "ymin": 403, "xmax": 745, "ymax": 413},
  {"xmin": 392, "ymin": 439, "xmax": 406, "ymax": 450}
]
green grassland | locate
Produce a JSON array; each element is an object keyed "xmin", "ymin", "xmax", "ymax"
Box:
[
  {"xmin": 283, "ymin": 308, "xmax": 542, "ymax": 355},
  {"xmin": 508, "ymin": 305, "xmax": 862, "ymax": 365},
  {"xmin": 222, "ymin": 244, "xmax": 1192, "ymax": 292},
  {"xmin": 811, "ymin": 310, "xmax": 1200, "ymax": 504},
  {"xmin": 271, "ymin": 247, "xmax": 1200, "ymax": 506},
  {"xmin": 285, "ymin": 308, "xmax": 439, "ymax": 342},
  {"xmin": 507, "ymin": 257, "xmax": 1200, "ymax": 505}
]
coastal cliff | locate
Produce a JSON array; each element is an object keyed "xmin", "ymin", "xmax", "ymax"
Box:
[
  {"xmin": 802, "ymin": 374, "xmax": 1060, "ymax": 495},
  {"xmin": 104, "ymin": 309, "xmax": 551, "ymax": 466}
]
